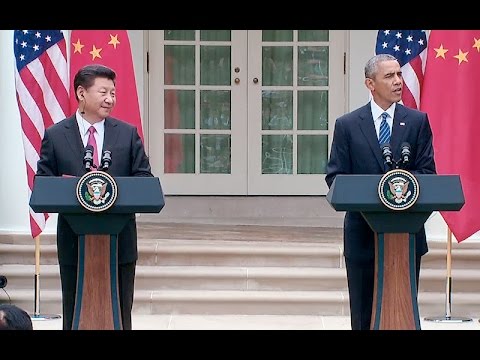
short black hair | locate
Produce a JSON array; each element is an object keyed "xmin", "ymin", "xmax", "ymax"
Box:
[
  {"xmin": 73, "ymin": 64, "xmax": 116, "ymax": 101},
  {"xmin": 0, "ymin": 304, "xmax": 33, "ymax": 330}
]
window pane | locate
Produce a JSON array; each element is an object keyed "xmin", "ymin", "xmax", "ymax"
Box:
[
  {"xmin": 262, "ymin": 90, "xmax": 293, "ymax": 130},
  {"xmin": 298, "ymin": 30, "xmax": 329, "ymax": 42},
  {"xmin": 201, "ymin": 30, "xmax": 231, "ymax": 41},
  {"xmin": 164, "ymin": 90, "xmax": 195, "ymax": 129},
  {"xmin": 201, "ymin": 90, "xmax": 231, "ymax": 130},
  {"xmin": 298, "ymin": 46, "xmax": 329, "ymax": 86},
  {"xmin": 164, "ymin": 30, "xmax": 195, "ymax": 41},
  {"xmin": 200, "ymin": 46, "xmax": 231, "ymax": 85},
  {"xmin": 298, "ymin": 91, "xmax": 328, "ymax": 130},
  {"xmin": 262, "ymin": 30, "xmax": 293, "ymax": 42},
  {"xmin": 165, "ymin": 45, "xmax": 195, "ymax": 85},
  {"xmin": 262, "ymin": 46, "xmax": 293, "ymax": 86},
  {"xmin": 262, "ymin": 135, "xmax": 293, "ymax": 174},
  {"xmin": 200, "ymin": 135, "xmax": 231, "ymax": 174},
  {"xmin": 164, "ymin": 134, "xmax": 195, "ymax": 173},
  {"xmin": 297, "ymin": 135, "xmax": 328, "ymax": 174}
]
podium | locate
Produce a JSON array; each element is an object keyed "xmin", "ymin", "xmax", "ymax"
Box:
[
  {"xmin": 30, "ymin": 174, "xmax": 165, "ymax": 330},
  {"xmin": 327, "ymin": 173, "xmax": 464, "ymax": 330}
]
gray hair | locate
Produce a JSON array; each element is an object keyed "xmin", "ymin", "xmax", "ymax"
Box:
[{"xmin": 365, "ymin": 54, "xmax": 398, "ymax": 79}]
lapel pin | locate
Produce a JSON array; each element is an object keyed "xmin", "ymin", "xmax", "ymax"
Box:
[{"xmin": 400, "ymin": 122, "xmax": 405, "ymax": 126}]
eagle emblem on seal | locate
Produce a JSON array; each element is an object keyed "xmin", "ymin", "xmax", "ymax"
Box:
[
  {"xmin": 378, "ymin": 169, "xmax": 419, "ymax": 211},
  {"xmin": 76, "ymin": 171, "xmax": 117, "ymax": 212},
  {"xmin": 85, "ymin": 178, "xmax": 110, "ymax": 205},
  {"xmin": 388, "ymin": 177, "xmax": 412, "ymax": 204}
]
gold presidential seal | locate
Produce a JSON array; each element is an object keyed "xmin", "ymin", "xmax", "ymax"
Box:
[
  {"xmin": 377, "ymin": 169, "xmax": 419, "ymax": 211},
  {"xmin": 76, "ymin": 171, "xmax": 118, "ymax": 212}
]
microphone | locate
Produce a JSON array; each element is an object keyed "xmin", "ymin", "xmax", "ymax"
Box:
[
  {"xmin": 101, "ymin": 150, "xmax": 112, "ymax": 171},
  {"xmin": 381, "ymin": 143, "xmax": 393, "ymax": 170},
  {"xmin": 83, "ymin": 144, "xmax": 94, "ymax": 170},
  {"xmin": 400, "ymin": 142, "xmax": 411, "ymax": 167}
]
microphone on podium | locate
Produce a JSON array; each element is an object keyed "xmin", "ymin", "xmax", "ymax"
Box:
[
  {"xmin": 101, "ymin": 150, "xmax": 112, "ymax": 171},
  {"xmin": 83, "ymin": 145, "xmax": 94, "ymax": 171},
  {"xmin": 380, "ymin": 143, "xmax": 393, "ymax": 171},
  {"xmin": 400, "ymin": 142, "xmax": 411, "ymax": 168}
]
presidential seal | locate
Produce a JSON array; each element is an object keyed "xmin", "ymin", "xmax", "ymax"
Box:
[
  {"xmin": 377, "ymin": 169, "xmax": 419, "ymax": 211},
  {"xmin": 76, "ymin": 171, "xmax": 118, "ymax": 212}
]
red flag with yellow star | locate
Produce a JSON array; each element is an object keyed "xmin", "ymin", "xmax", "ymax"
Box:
[
  {"xmin": 420, "ymin": 30, "xmax": 480, "ymax": 242},
  {"xmin": 69, "ymin": 30, "xmax": 144, "ymax": 141}
]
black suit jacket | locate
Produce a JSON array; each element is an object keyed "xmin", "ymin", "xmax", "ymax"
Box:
[
  {"xmin": 325, "ymin": 103, "xmax": 436, "ymax": 263},
  {"xmin": 36, "ymin": 115, "xmax": 153, "ymax": 265}
]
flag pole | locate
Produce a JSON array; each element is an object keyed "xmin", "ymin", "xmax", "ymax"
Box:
[
  {"xmin": 424, "ymin": 227, "xmax": 472, "ymax": 322},
  {"xmin": 30, "ymin": 235, "xmax": 61, "ymax": 321}
]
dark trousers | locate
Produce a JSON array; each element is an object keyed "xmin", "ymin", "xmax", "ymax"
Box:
[
  {"xmin": 59, "ymin": 262, "xmax": 136, "ymax": 330},
  {"xmin": 345, "ymin": 255, "xmax": 421, "ymax": 330}
]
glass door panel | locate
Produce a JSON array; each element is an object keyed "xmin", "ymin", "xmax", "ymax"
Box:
[
  {"xmin": 149, "ymin": 30, "xmax": 247, "ymax": 194},
  {"xmin": 248, "ymin": 30, "xmax": 345, "ymax": 195}
]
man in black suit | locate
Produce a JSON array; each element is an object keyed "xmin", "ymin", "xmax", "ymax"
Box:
[
  {"xmin": 325, "ymin": 54, "xmax": 436, "ymax": 330},
  {"xmin": 36, "ymin": 64, "xmax": 153, "ymax": 330}
]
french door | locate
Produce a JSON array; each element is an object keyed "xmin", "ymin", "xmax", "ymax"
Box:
[{"xmin": 148, "ymin": 30, "xmax": 345, "ymax": 195}]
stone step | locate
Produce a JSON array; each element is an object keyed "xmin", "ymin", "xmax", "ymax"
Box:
[
  {"xmin": 0, "ymin": 264, "xmax": 347, "ymax": 291},
  {"xmin": 419, "ymin": 292, "xmax": 480, "ymax": 319},
  {"xmin": 0, "ymin": 240, "xmax": 344, "ymax": 268},
  {"xmin": 2, "ymin": 224, "xmax": 480, "ymax": 318},
  {"xmin": 0, "ymin": 223, "xmax": 345, "ymax": 245},
  {"xmin": 0, "ymin": 288, "xmax": 346, "ymax": 316},
  {"xmin": 4, "ymin": 288, "xmax": 480, "ymax": 318},
  {"xmin": 136, "ymin": 196, "xmax": 345, "ymax": 228},
  {"xmin": 422, "ymin": 247, "xmax": 480, "ymax": 269},
  {"xmin": 3, "ymin": 239, "xmax": 480, "ymax": 269},
  {"xmin": 419, "ymin": 268, "xmax": 480, "ymax": 293},
  {"xmin": 2, "ymin": 264, "xmax": 480, "ymax": 293}
]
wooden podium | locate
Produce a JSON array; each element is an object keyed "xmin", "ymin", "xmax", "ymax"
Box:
[
  {"xmin": 30, "ymin": 175, "xmax": 164, "ymax": 330},
  {"xmin": 327, "ymin": 174, "xmax": 464, "ymax": 330}
]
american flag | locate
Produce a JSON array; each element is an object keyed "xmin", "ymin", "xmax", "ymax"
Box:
[
  {"xmin": 375, "ymin": 30, "xmax": 428, "ymax": 109},
  {"xmin": 13, "ymin": 30, "xmax": 70, "ymax": 238}
]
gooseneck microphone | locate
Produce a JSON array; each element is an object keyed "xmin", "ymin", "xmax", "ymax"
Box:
[
  {"xmin": 101, "ymin": 150, "xmax": 112, "ymax": 171},
  {"xmin": 83, "ymin": 144, "xmax": 94, "ymax": 170},
  {"xmin": 381, "ymin": 143, "xmax": 393, "ymax": 170},
  {"xmin": 400, "ymin": 142, "xmax": 411, "ymax": 167}
]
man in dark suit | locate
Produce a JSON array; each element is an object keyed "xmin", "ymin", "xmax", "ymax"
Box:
[
  {"xmin": 36, "ymin": 64, "xmax": 153, "ymax": 330},
  {"xmin": 325, "ymin": 54, "xmax": 436, "ymax": 330}
]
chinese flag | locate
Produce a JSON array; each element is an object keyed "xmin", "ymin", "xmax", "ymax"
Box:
[
  {"xmin": 420, "ymin": 30, "xmax": 480, "ymax": 242},
  {"xmin": 69, "ymin": 30, "xmax": 144, "ymax": 142}
]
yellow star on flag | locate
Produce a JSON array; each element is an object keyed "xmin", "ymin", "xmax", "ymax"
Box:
[
  {"xmin": 473, "ymin": 38, "xmax": 480, "ymax": 52},
  {"xmin": 434, "ymin": 44, "xmax": 448, "ymax": 59},
  {"xmin": 89, "ymin": 45, "xmax": 102, "ymax": 60},
  {"xmin": 108, "ymin": 34, "xmax": 120, "ymax": 49},
  {"xmin": 72, "ymin": 39, "xmax": 84, "ymax": 54},
  {"xmin": 454, "ymin": 49, "xmax": 468, "ymax": 64}
]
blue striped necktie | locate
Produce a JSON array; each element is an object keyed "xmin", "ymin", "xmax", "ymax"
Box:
[{"xmin": 379, "ymin": 112, "xmax": 391, "ymax": 145}]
